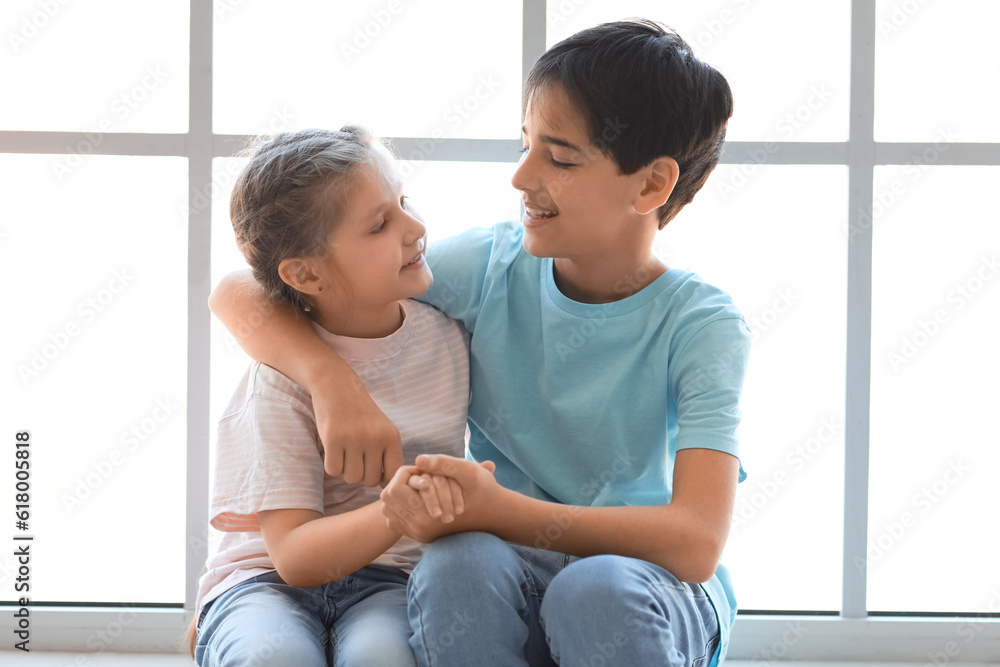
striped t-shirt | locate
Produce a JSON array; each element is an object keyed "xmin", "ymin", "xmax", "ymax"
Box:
[{"xmin": 195, "ymin": 299, "xmax": 470, "ymax": 617}]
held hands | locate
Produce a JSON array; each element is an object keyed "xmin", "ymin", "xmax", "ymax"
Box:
[{"xmin": 380, "ymin": 455, "xmax": 499, "ymax": 543}]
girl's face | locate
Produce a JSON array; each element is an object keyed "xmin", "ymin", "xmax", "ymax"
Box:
[{"xmin": 311, "ymin": 149, "xmax": 432, "ymax": 333}]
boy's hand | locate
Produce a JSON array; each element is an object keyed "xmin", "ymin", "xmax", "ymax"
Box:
[
  {"xmin": 314, "ymin": 374, "xmax": 403, "ymax": 487},
  {"xmin": 380, "ymin": 456, "xmax": 499, "ymax": 543},
  {"xmin": 408, "ymin": 474, "xmax": 465, "ymax": 523}
]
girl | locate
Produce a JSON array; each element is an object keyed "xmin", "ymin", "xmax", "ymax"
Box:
[{"xmin": 189, "ymin": 126, "xmax": 474, "ymax": 666}]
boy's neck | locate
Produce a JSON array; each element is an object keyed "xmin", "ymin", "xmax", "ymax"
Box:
[
  {"xmin": 552, "ymin": 251, "xmax": 668, "ymax": 305},
  {"xmin": 312, "ymin": 302, "xmax": 405, "ymax": 339}
]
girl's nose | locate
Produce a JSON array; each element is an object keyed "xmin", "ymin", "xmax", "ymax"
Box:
[{"xmin": 403, "ymin": 209, "xmax": 427, "ymax": 246}]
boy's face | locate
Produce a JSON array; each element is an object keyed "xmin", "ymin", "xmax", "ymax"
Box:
[{"xmin": 513, "ymin": 84, "xmax": 646, "ymax": 261}]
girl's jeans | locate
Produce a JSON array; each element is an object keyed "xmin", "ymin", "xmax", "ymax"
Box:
[{"xmin": 196, "ymin": 565, "xmax": 414, "ymax": 667}]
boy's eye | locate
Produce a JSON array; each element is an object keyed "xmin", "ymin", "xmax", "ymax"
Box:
[
  {"xmin": 519, "ymin": 146, "xmax": 574, "ymax": 169},
  {"xmin": 370, "ymin": 221, "xmax": 385, "ymax": 234}
]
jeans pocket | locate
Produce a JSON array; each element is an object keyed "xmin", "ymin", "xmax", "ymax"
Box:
[{"xmin": 692, "ymin": 636, "xmax": 719, "ymax": 667}]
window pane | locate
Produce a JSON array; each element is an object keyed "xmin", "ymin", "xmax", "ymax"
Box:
[
  {"xmin": 547, "ymin": 0, "xmax": 850, "ymax": 142},
  {"xmin": 0, "ymin": 0, "xmax": 189, "ymax": 133},
  {"xmin": 869, "ymin": 166, "xmax": 1000, "ymax": 612},
  {"xmin": 401, "ymin": 160, "xmax": 522, "ymax": 242},
  {"xmin": 0, "ymin": 155, "xmax": 188, "ymax": 603},
  {"xmin": 659, "ymin": 165, "xmax": 849, "ymax": 612},
  {"xmin": 214, "ymin": 0, "xmax": 522, "ymax": 138},
  {"xmin": 875, "ymin": 0, "xmax": 1000, "ymax": 142}
]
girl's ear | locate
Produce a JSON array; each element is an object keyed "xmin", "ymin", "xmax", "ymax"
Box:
[
  {"xmin": 278, "ymin": 257, "xmax": 324, "ymax": 296},
  {"xmin": 634, "ymin": 156, "xmax": 679, "ymax": 215}
]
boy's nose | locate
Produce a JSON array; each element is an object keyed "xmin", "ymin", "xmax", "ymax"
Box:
[{"xmin": 511, "ymin": 152, "xmax": 535, "ymax": 193}]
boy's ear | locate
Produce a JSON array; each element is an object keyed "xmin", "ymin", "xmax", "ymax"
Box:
[
  {"xmin": 278, "ymin": 257, "xmax": 324, "ymax": 295},
  {"xmin": 634, "ymin": 157, "xmax": 679, "ymax": 216}
]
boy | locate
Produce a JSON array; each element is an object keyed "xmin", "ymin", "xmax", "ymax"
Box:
[{"xmin": 210, "ymin": 19, "xmax": 749, "ymax": 666}]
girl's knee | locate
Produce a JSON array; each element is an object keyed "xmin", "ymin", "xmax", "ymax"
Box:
[
  {"xmin": 200, "ymin": 626, "xmax": 326, "ymax": 667},
  {"xmin": 335, "ymin": 638, "xmax": 415, "ymax": 667}
]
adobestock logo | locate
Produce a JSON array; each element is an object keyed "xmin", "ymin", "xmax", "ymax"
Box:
[
  {"xmin": 17, "ymin": 268, "xmax": 135, "ymax": 385},
  {"xmin": 396, "ymin": 75, "xmax": 503, "ymax": 178},
  {"xmin": 854, "ymin": 459, "xmax": 970, "ymax": 575},
  {"xmin": 7, "ymin": 0, "xmax": 72, "ymax": 54},
  {"xmin": 716, "ymin": 84, "xmax": 834, "ymax": 202},
  {"xmin": 51, "ymin": 65, "xmax": 169, "ymax": 182},
  {"xmin": 878, "ymin": 0, "xmax": 932, "ymax": 39},
  {"xmin": 886, "ymin": 254, "xmax": 998, "ymax": 372},
  {"xmin": 690, "ymin": 0, "xmax": 756, "ymax": 52},
  {"xmin": 731, "ymin": 416, "xmax": 842, "ymax": 534},
  {"xmin": 61, "ymin": 396, "xmax": 180, "ymax": 514},
  {"xmin": 846, "ymin": 127, "xmax": 959, "ymax": 242},
  {"xmin": 340, "ymin": 0, "xmax": 407, "ymax": 63}
]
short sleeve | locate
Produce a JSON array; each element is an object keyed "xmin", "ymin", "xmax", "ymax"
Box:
[
  {"xmin": 210, "ymin": 394, "xmax": 325, "ymax": 531},
  {"xmin": 417, "ymin": 224, "xmax": 501, "ymax": 333},
  {"xmin": 670, "ymin": 317, "xmax": 752, "ymax": 482}
]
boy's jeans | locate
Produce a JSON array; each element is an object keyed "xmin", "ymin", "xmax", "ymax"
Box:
[
  {"xmin": 408, "ymin": 532, "xmax": 720, "ymax": 667},
  {"xmin": 196, "ymin": 566, "xmax": 415, "ymax": 667}
]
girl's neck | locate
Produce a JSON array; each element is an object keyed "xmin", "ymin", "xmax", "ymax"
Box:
[{"xmin": 312, "ymin": 301, "xmax": 405, "ymax": 339}]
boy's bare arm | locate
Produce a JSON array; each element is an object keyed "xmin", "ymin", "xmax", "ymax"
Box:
[
  {"xmin": 382, "ymin": 449, "xmax": 736, "ymax": 583},
  {"xmin": 209, "ymin": 270, "xmax": 403, "ymax": 485}
]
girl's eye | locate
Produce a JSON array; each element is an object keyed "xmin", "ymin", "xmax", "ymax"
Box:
[
  {"xmin": 400, "ymin": 195, "xmax": 409, "ymax": 209},
  {"xmin": 370, "ymin": 221, "xmax": 385, "ymax": 234}
]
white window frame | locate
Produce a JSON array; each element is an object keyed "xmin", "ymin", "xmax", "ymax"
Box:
[{"xmin": 2, "ymin": 0, "xmax": 998, "ymax": 658}]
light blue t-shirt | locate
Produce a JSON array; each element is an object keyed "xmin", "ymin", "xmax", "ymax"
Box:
[{"xmin": 418, "ymin": 221, "xmax": 751, "ymax": 665}]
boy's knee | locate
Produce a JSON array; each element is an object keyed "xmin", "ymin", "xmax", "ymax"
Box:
[
  {"xmin": 545, "ymin": 555, "xmax": 665, "ymax": 614},
  {"xmin": 416, "ymin": 531, "xmax": 509, "ymax": 574},
  {"xmin": 410, "ymin": 533, "xmax": 525, "ymax": 608}
]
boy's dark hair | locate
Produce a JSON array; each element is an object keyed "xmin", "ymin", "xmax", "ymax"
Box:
[{"xmin": 525, "ymin": 19, "xmax": 733, "ymax": 228}]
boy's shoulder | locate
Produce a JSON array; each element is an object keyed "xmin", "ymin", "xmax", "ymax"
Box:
[
  {"xmin": 405, "ymin": 298, "xmax": 470, "ymax": 343},
  {"xmin": 654, "ymin": 271, "xmax": 750, "ymax": 368},
  {"xmin": 664, "ymin": 270, "xmax": 744, "ymax": 317}
]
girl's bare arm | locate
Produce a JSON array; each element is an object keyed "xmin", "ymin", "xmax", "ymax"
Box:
[{"xmin": 258, "ymin": 504, "xmax": 399, "ymax": 587}]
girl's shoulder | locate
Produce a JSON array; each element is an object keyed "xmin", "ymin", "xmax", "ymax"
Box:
[{"xmin": 218, "ymin": 361, "xmax": 312, "ymax": 424}]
